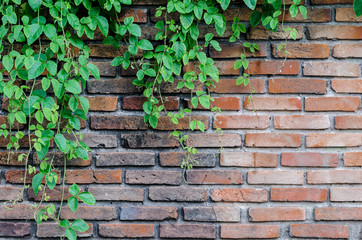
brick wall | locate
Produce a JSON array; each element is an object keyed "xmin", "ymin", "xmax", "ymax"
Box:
[{"xmin": 1, "ymin": 0, "xmax": 362, "ymax": 239}]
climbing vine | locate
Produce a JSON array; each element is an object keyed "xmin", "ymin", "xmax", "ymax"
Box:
[{"xmin": 0, "ymin": 0, "xmax": 360, "ymax": 239}]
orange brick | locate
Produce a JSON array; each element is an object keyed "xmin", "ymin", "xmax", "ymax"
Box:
[
  {"xmin": 214, "ymin": 115, "xmax": 269, "ymax": 129},
  {"xmin": 303, "ymin": 62, "xmax": 360, "ymax": 77},
  {"xmin": 307, "ymin": 170, "xmax": 362, "ymax": 184},
  {"xmin": 269, "ymin": 78, "xmax": 326, "ymax": 94},
  {"xmin": 274, "ymin": 115, "xmax": 330, "ymax": 129},
  {"xmin": 87, "ymin": 96, "xmax": 118, "ymax": 111},
  {"xmin": 248, "ymin": 26, "xmax": 303, "ymax": 40},
  {"xmin": 122, "ymin": 96, "xmax": 179, "ymax": 111},
  {"xmin": 210, "ymin": 78, "xmax": 265, "ymax": 94},
  {"xmin": 118, "ymin": 9, "xmax": 148, "ymax": 23},
  {"xmin": 290, "ymin": 224, "xmax": 348, "ymax": 238},
  {"xmin": 244, "ymin": 97, "xmax": 302, "ymax": 111},
  {"xmin": 187, "ymin": 97, "xmax": 241, "ymax": 110},
  {"xmin": 221, "ymin": 225, "xmax": 279, "ymax": 239},
  {"xmin": 333, "ymin": 43, "xmax": 362, "ymax": 58},
  {"xmin": 335, "ymin": 116, "xmax": 362, "ymax": 129},
  {"xmin": 248, "ymin": 170, "xmax": 304, "ymax": 185},
  {"xmin": 305, "ymin": 97, "xmax": 360, "ymax": 112},
  {"xmin": 210, "ymin": 43, "xmax": 267, "ymax": 58},
  {"xmin": 281, "ymin": 152, "xmax": 338, "ymax": 167},
  {"xmin": 315, "ymin": 207, "xmax": 362, "ymax": 220},
  {"xmin": 331, "ymin": 79, "xmax": 362, "ymax": 93},
  {"xmin": 306, "ymin": 133, "xmax": 362, "ymax": 147},
  {"xmin": 336, "ymin": 8, "xmax": 362, "ymax": 22},
  {"xmin": 249, "ymin": 207, "xmax": 306, "ymax": 221},
  {"xmin": 271, "ymin": 188, "xmax": 327, "ymax": 202},
  {"xmin": 272, "ymin": 43, "xmax": 329, "ymax": 58},
  {"xmin": 245, "ymin": 133, "xmax": 302, "ymax": 148},
  {"xmin": 186, "ymin": 170, "xmax": 242, "ymax": 185},
  {"xmin": 344, "ymin": 152, "xmax": 362, "ymax": 167},
  {"xmin": 308, "ymin": 25, "xmax": 362, "ymax": 40},
  {"xmin": 248, "ymin": 61, "xmax": 300, "ymax": 75},
  {"xmin": 210, "ymin": 188, "xmax": 268, "ymax": 202}
]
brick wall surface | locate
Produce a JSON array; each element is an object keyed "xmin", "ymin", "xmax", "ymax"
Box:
[{"xmin": 0, "ymin": 0, "xmax": 362, "ymax": 239}]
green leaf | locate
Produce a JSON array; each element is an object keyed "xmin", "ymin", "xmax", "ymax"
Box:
[
  {"xmin": 220, "ymin": 0, "xmax": 231, "ymax": 10},
  {"xmin": 199, "ymin": 95, "xmax": 210, "ymax": 109},
  {"xmin": 289, "ymin": 4, "xmax": 299, "ymax": 18},
  {"xmin": 68, "ymin": 196, "xmax": 79, "ymax": 213},
  {"xmin": 46, "ymin": 61, "xmax": 57, "ymax": 76},
  {"xmin": 149, "ymin": 116, "xmax": 158, "ymax": 128},
  {"xmin": 197, "ymin": 52, "xmax": 207, "ymax": 65},
  {"xmin": 96, "ymin": 16, "xmax": 109, "ymax": 36},
  {"xmin": 65, "ymin": 228, "xmax": 77, "ymax": 240},
  {"xmin": 46, "ymin": 172, "xmax": 57, "ymax": 190},
  {"xmin": 78, "ymin": 192, "xmax": 96, "ymax": 205},
  {"xmin": 32, "ymin": 173, "xmax": 44, "ymax": 196},
  {"xmin": 172, "ymin": 41, "xmax": 186, "ymax": 60},
  {"xmin": 137, "ymin": 39, "xmax": 153, "ymax": 50},
  {"xmin": 44, "ymin": 24, "xmax": 57, "ymax": 39},
  {"xmin": 143, "ymin": 101, "xmax": 152, "ymax": 114},
  {"xmin": 354, "ymin": 0, "xmax": 362, "ymax": 17},
  {"xmin": 27, "ymin": 24, "xmax": 43, "ymax": 45},
  {"xmin": 15, "ymin": 111, "xmax": 27, "ymax": 124},
  {"xmin": 65, "ymin": 80, "xmax": 81, "ymax": 94},
  {"xmin": 60, "ymin": 219, "xmax": 70, "ymax": 228},
  {"xmin": 79, "ymin": 97, "xmax": 89, "ymax": 114},
  {"xmin": 29, "ymin": 0, "xmax": 41, "ymax": 11},
  {"xmin": 111, "ymin": 56, "xmax": 123, "ymax": 66},
  {"xmin": 87, "ymin": 63, "xmax": 100, "ymax": 80},
  {"xmin": 76, "ymin": 147, "xmax": 88, "ymax": 160},
  {"xmin": 28, "ymin": 60, "xmax": 45, "ymax": 80},
  {"xmin": 69, "ymin": 183, "xmax": 80, "ymax": 196},
  {"xmin": 72, "ymin": 219, "xmax": 89, "ymax": 232},
  {"xmin": 54, "ymin": 133, "xmax": 67, "ymax": 153},
  {"xmin": 243, "ymin": 0, "xmax": 257, "ymax": 10},
  {"xmin": 180, "ymin": 13, "xmax": 194, "ymax": 29},
  {"xmin": 250, "ymin": 11, "xmax": 262, "ymax": 27},
  {"xmin": 127, "ymin": 24, "xmax": 141, "ymax": 37},
  {"xmin": 210, "ymin": 40, "xmax": 222, "ymax": 51},
  {"xmin": 35, "ymin": 110, "xmax": 43, "ymax": 123},
  {"xmin": 2, "ymin": 55, "xmax": 13, "ymax": 72}
]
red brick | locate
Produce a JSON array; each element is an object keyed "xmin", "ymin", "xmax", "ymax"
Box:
[
  {"xmin": 87, "ymin": 96, "xmax": 118, "ymax": 111},
  {"xmin": 0, "ymin": 151, "xmax": 27, "ymax": 166},
  {"xmin": 244, "ymin": 97, "xmax": 302, "ymax": 111},
  {"xmin": 149, "ymin": 187, "xmax": 206, "ymax": 202},
  {"xmin": 303, "ymin": 61, "xmax": 360, "ymax": 77},
  {"xmin": 156, "ymin": 116, "xmax": 209, "ymax": 130},
  {"xmin": 187, "ymin": 97, "xmax": 241, "ymax": 110},
  {"xmin": 210, "ymin": 188, "xmax": 268, "ymax": 202},
  {"xmin": 335, "ymin": 116, "xmax": 362, "ymax": 129},
  {"xmin": 0, "ymin": 205, "xmax": 36, "ymax": 219},
  {"xmin": 331, "ymin": 79, "xmax": 362, "ymax": 93},
  {"xmin": 308, "ymin": 170, "xmax": 362, "ymax": 184},
  {"xmin": 290, "ymin": 224, "xmax": 349, "ymax": 239},
  {"xmin": 88, "ymin": 44, "xmax": 136, "ymax": 58},
  {"xmin": 220, "ymin": 152, "xmax": 278, "ymax": 167},
  {"xmin": 90, "ymin": 115, "xmax": 147, "ymax": 130},
  {"xmin": 281, "ymin": 152, "xmax": 338, "ymax": 167},
  {"xmin": 271, "ymin": 188, "xmax": 327, "ymax": 202},
  {"xmin": 333, "ymin": 43, "xmax": 362, "ymax": 58},
  {"xmin": 275, "ymin": 115, "xmax": 330, "ymax": 129},
  {"xmin": 187, "ymin": 134, "xmax": 242, "ymax": 148},
  {"xmin": 330, "ymin": 187, "xmax": 362, "ymax": 202},
  {"xmin": 60, "ymin": 206, "xmax": 116, "ymax": 220},
  {"xmin": 210, "ymin": 43, "xmax": 267, "ymax": 58},
  {"xmin": 336, "ymin": 8, "xmax": 362, "ymax": 22},
  {"xmin": 34, "ymin": 152, "xmax": 91, "ymax": 166},
  {"xmin": 120, "ymin": 206, "xmax": 178, "ymax": 220},
  {"xmin": 249, "ymin": 207, "xmax": 306, "ymax": 221},
  {"xmin": 159, "ymin": 152, "xmax": 216, "ymax": 167},
  {"xmin": 122, "ymin": 96, "xmax": 179, "ymax": 111},
  {"xmin": 160, "ymin": 79, "xmax": 203, "ymax": 93},
  {"xmin": 186, "ymin": 170, "xmax": 242, "ymax": 184},
  {"xmin": 0, "ymin": 222, "xmax": 30, "ymax": 237},
  {"xmin": 272, "ymin": 43, "xmax": 329, "ymax": 58},
  {"xmin": 118, "ymin": 9, "xmax": 148, "ymax": 23},
  {"xmin": 214, "ymin": 115, "xmax": 269, "ymax": 129},
  {"xmin": 87, "ymin": 78, "xmax": 140, "ymax": 94},
  {"xmin": 29, "ymin": 187, "xmax": 83, "ymax": 201},
  {"xmin": 5, "ymin": 170, "xmax": 61, "ymax": 184},
  {"xmin": 344, "ymin": 152, "xmax": 362, "ymax": 167},
  {"xmin": 248, "ymin": 60, "xmax": 300, "ymax": 75},
  {"xmin": 91, "ymin": 61, "xmax": 116, "ymax": 76},
  {"xmin": 184, "ymin": 61, "xmax": 239, "ymax": 75},
  {"xmin": 281, "ymin": 8, "xmax": 331, "ymax": 22},
  {"xmin": 210, "ymin": 78, "xmax": 265, "ymax": 94},
  {"xmin": 305, "ymin": 97, "xmax": 360, "ymax": 111},
  {"xmin": 248, "ymin": 170, "xmax": 304, "ymax": 185},
  {"xmin": 96, "ymin": 152, "xmax": 155, "ymax": 166},
  {"xmin": 125, "ymin": 170, "xmax": 181, "ymax": 185},
  {"xmin": 122, "ymin": 133, "xmax": 180, "ymax": 148},
  {"xmin": 0, "ymin": 187, "xmax": 23, "ymax": 201},
  {"xmin": 306, "ymin": 133, "xmax": 362, "ymax": 147},
  {"xmin": 245, "ymin": 133, "xmax": 302, "ymax": 148},
  {"xmin": 160, "ymin": 224, "xmax": 216, "ymax": 239},
  {"xmin": 183, "ymin": 207, "xmax": 240, "ymax": 222},
  {"xmin": 65, "ymin": 169, "xmax": 122, "ymax": 184},
  {"xmin": 248, "ymin": 25, "xmax": 303, "ymax": 40},
  {"xmin": 269, "ymin": 78, "xmax": 326, "ymax": 94},
  {"xmin": 99, "ymin": 224, "xmax": 154, "ymax": 238},
  {"xmin": 89, "ymin": 187, "xmax": 144, "ymax": 201},
  {"xmin": 308, "ymin": 25, "xmax": 362, "ymax": 40},
  {"xmin": 67, "ymin": 133, "xmax": 117, "ymax": 148},
  {"xmin": 221, "ymin": 225, "xmax": 279, "ymax": 239},
  {"xmin": 315, "ymin": 207, "xmax": 362, "ymax": 220},
  {"xmin": 37, "ymin": 223, "xmax": 93, "ymax": 238}
]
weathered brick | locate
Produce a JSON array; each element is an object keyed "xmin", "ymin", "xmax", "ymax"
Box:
[
  {"xmin": 96, "ymin": 152, "xmax": 155, "ymax": 166},
  {"xmin": 210, "ymin": 78, "xmax": 265, "ymax": 93},
  {"xmin": 184, "ymin": 61, "xmax": 239, "ymax": 75},
  {"xmin": 125, "ymin": 170, "xmax": 181, "ymax": 185},
  {"xmin": 156, "ymin": 116, "xmax": 209, "ymax": 130},
  {"xmin": 67, "ymin": 133, "xmax": 117, "ymax": 148},
  {"xmin": 183, "ymin": 207, "xmax": 240, "ymax": 222},
  {"xmin": 344, "ymin": 152, "xmax": 362, "ymax": 167},
  {"xmin": 99, "ymin": 224, "xmax": 154, "ymax": 238},
  {"xmin": 308, "ymin": 25, "xmax": 362, "ymax": 40},
  {"xmin": 119, "ymin": 9, "xmax": 148, "ymax": 23},
  {"xmin": 34, "ymin": 152, "xmax": 91, "ymax": 166},
  {"xmin": 221, "ymin": 225, "xmax": 279, "ymax": 239},
  {"xmin": 0, "ymin": 151, "xmax": 27, "ymax": 166},
  {"xmin": 271, "ymin": 188, "xmax": 327, "ymax": 202},
  {"xmin": 0, "ymin": 222, "xmax": 30, "ymax": 237},
  {"xmin": 335, "ymin": 116, "xmax": 362, "ymax": 129},
  {"xmin": 272, "ymin": 43, "xmax": 329, "ymax": 58},
  {"xmin": 0, "ymin": 205, "xmax": 36, "ymax": 219},
  {"xmin": 210, "ymin": 43, "xmax": 267, "ymax": 58},
  {"xmin": 305, "ymin": 97, "xmax": 360, "ymax": 111},
  {"xmin": 308, "ymin": 170, "xmax": 362, "ymax": 184},
  {"xmin": 89, "ymin": 44, "xmax": 136, "ymax": 58},
  {"xmin": 214, "ymin": 115, "xmax": 269, "ymax": 129},
  {"xmin": 245, "ymin": 133, "xmax": 302, "ymax": 147},
  {"xmin": 65, "ymin": 169, "xmax": 122, "ymax": 184},
  {"xmin": 281, "ymin": 152, "xmax": 338, "ymax": 167},
  {"xmin": 306, "ymin": 133, "xmax": 362, "ymax": 147},
  {"xmin": 244, "ymin": 97, "xmax": 302, "ymax": 111},
  {"xmin": 87, "ymin": 96, "xmax": 118, "ymax": 111},
  {"xmin": 220, "ymin": 152, "xmax": 278, "ymax": 167},
  {"xmin": 60, "ymin": 206, "xmax": 116, "ymax": 220},
  {"xmin": 91, "ymin": 61, "xmax": 116, "ymax": 76},
  {"xmin": 269, "ymin": 78, "xmax": 326, "ymax": 94},
  {"xmin": 160, "ymin": 79, "xmax": 204, "ymax": 93},
  {"xmin": 248, "ymin": 170, "xmax": 304, "ymax": 185},
  {"xmin": 281, "ymin": 8, "xmax": 331, "ymax": 22},
  {"xmin": 333, "ymin": 43, "xmax": 362, "ymax": 58},
  {"xmin": 336, "ymin": 8, "xmax": 362, "ymax": 22},
  {"xmin": 331, "ymin": 187, "xmax": 362, "ymax": 202},
  {"xmin": 248, "ymin": 25, "xmax": 303, "ymax": 40},
  {"xmin": 91, "ymin": 115, "xmax": 147, "ymax": 130},
  {"xmin": 159, "ymin": 152, "xmax": 216, "ymax": 167},
  {"xmin": 122, "ymin": 96, "xmax": 179, "ymax": 111},
  {"xmin": 120, "ymin": 206, "xmax": 178, "ymax": 220},
  {"xmin": 5, "ymin": 170, "xmax": 61, "ymax": 184},
  {"xmin": 149, "ymin": 187, "xmax": 206, "ymax": 202},
  {"xmin": 186, "ymin": 170, "xmax": 242, "ymax": 184},
  {"xmin": 315, "ymin": 207, "xmax": 362, "ymax": 220},
  {"xmin": 160, "ymin": 224, "xmax": 216, "ymax": 239},
  {"xmin": 210, "ymin": 188, "xmax": 268, "ymax": 202},
  {"xmin": 249, "ymin": 207, "xmax": 306, "ymax": 221},
  {"xmin": 37, "ymin": 223, "xmax": 93, "ymax": 238},
  {"xmin": 331, "ymin": 79, "xmax": 362, "ymax": 93},
  {"xmin": 290, "ymin": 224, "xmax": 349, "ymax": 239},
  {"xmin": 187, "ymin": 97, "xmax": 241, "ymax": 110},
  {"xmin": 0, "ymin": 187, "xmax": 23, "ymax": 201},
  {"xmin": 275, "ymin": 115, "xmax": 330, "ymax": 129},
  {"xmin": 122, "ymin": 133, "xmax": 180, "ymax": 148},
  {"xmin": 29, "ymin": 187, "xmax": 82, "ymax": 201},
  {"xmin": 187, "ymin": 134, "xmax": 242, "ymax": 147},
  {"xmin": 304, "ymin": 62, "xmax": 360, "ymax": 77},
  {"xmin": 89, "ymin": 187, "xmax": 144, "ymax": 201},
  {"xmin": 248, "ymin": 60, "xmax": 300, "ymax": 75},
  {"xmin": 87, "ymin": 78, "xmax": 140, "ymax": 94}
]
